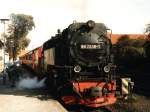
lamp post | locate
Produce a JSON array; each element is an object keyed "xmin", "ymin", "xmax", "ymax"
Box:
[{"xmin": 0, "ymin": 19, "xmax": 9, "ymax": 70}]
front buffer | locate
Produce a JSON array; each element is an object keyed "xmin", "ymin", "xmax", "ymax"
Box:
[{"xmin": 58, "ymin": 81, "xmax": 117, "ymax": 108}]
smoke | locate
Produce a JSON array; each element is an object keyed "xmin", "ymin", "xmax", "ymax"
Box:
[{"xmin": 16, "ymin": 77, "xmax": 46, "ymax": 89}]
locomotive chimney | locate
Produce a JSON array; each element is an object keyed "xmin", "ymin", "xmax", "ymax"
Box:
[{"xmin": 87, "ymin": 20, "xmax": 95, "ymax": 29}]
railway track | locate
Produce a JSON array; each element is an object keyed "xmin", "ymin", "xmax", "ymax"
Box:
[
  {"xmin": 68, "ymin": 108, "xmax": 112, "ymax": 112},
  {"xmin": 65, "ymin": 105, "xmax": 112, "ymax": 112}
]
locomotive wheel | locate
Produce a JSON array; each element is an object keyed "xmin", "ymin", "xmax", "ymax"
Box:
[{"xmin": 44, "ymin": 72, "xmax": 58, "ymax": 96}]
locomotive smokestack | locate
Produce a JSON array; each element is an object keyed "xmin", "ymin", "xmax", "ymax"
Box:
[{"xmin": 87, "ymin": 20, "xmax": 95, "ymax": 29}]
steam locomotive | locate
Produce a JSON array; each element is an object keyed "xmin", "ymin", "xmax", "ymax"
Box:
[{"xmin": 20, "ymin": 20, "xmax": 133, "ymax": 108}]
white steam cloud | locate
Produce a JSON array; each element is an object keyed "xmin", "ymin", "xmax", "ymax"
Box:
[{"xmin": 17, "ymin": 77, "xmax": 46, "ymax": 89}]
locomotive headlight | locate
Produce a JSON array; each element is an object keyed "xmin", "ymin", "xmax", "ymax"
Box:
[
  {"xmin": 104, "ymin": 65, "xmax": 110, "ymax": 73},
  {"xmin": 74, "ymin": 65, "xmax": 82, "ymax": 72},
  {"xmin": 54, "ymin": 74, "xmax": 58, "ymax": 78}
]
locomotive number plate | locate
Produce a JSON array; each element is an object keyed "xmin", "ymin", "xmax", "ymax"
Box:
[{"xmin": 80, "ymin": 44, "xmax": 101, "ymax": 49}]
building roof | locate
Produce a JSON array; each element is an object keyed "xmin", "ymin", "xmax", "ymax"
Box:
[{"xmin": 111, "ymin": 34, "xmax": 145, "ymax": 44}]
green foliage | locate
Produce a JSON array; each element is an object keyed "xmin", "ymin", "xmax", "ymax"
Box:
[
  {"xmin": 8, "ymin": 14, "xmax": 35, "ymax": 38},
  {"xmin": 18, "ymin": 37, "xmax": 31, "ymax": 49},
  {"xmin": 113, "ymin": 35, "xmax": 146, "ymax": 68},
  {"xmin": 116, "ymin": 35, "xmax": 145, "ymax": 48},
  {"xmin": 131, "ymin": 38, "xmax": 145, "ymax": 48},
  {"xmin": 144, "ymin": 40, "xmax": 150, "ymax": 57},
  {"xmin": 144, "ymin": 23, "xmax": 150, "ymax": 58},
  {"xmin": 117, "ymin": 35, "xmax": 131, "ymax": 46},
  {"xmin": 145, "ymin": 23, "xmax": 150, "ymax": 38},
  {"xmin": 5, "ymin": 13, "xmax": 35, "ymax": 60}
]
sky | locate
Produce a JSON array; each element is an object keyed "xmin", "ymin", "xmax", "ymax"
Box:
[{"xmin": 0, "ymin": 0, "xmax": 150, "ymax": 50}]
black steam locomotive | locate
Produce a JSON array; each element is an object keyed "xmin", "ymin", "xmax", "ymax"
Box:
[
  {"xmin": 20, "ymin": 20, "xmax": 133, "ymax": 108},
  {"xmin": 43, "ymin": 20, "xmax": 117, "ymax": 107}
]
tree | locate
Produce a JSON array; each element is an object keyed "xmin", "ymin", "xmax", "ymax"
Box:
[
  {"xmin": 144, "ymin": 23, "xmax": 150, "ymax": 58},
  {"xmin": 144, "ymin": 41, "xmax": 150, "ymax": 58},
  {"xmin": 6, "ymin": 13, "xmax": 35, "ymax": 60},
  {"xmin": 113, "ymin": 35, "xmax": 145, "ymax": 69},
  {"xmin": 116, "ymin": 35, "xmax": 131, "ymax": 46},
  {"xmin": 0, "ymin": 40, "xmax": 4, "ymax": 48},
  {"xmin": 145, "ymin": 23, "xmax": 150, "ymax": 39}
]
